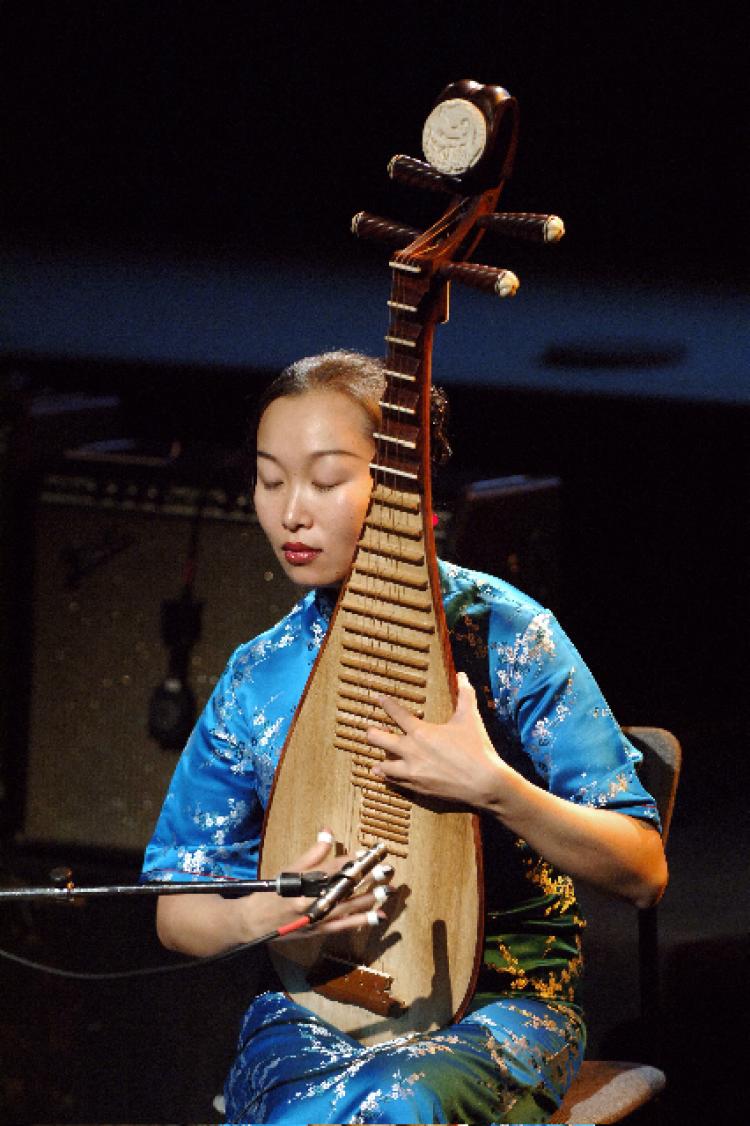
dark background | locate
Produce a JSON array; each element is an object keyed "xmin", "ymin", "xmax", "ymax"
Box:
[
  {"xmin": 1, "ymin": 1, "xmax": 746, "ymax": 280},
  {"xmin": 0, "ymin": 2, "xmax": 748, "ymax": 1123}
]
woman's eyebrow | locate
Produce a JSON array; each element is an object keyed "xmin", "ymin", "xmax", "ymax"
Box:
[
  {"xmin": 311, "ymin": 449, "xmax": 363, "ymax": 460},
  {"xmin": 256, "ymin": 449, "xmax": 362, "ymax": 462}
]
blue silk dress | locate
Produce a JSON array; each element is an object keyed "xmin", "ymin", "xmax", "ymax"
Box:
[{"xmin": 141, "ymin": 562, "xmax": 660, "ymax": 1125}]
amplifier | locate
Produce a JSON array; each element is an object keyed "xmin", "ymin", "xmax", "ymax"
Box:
[
  {"xmin": 448, "ymin": 475, "xmax": 561, "ymax": 608},
  {"xmin": 19, "ymin": 466, "xmax": 298, "ymax": 854}
]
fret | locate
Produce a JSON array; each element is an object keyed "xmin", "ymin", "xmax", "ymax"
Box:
[
  {"xmin": 353, "ymin": 769, "xmax": 388, "ymax": 789},
  {"xmin": 358, "ymin": 824, "xmax": 405, "ymax": 846},
  {"xmin": 340, "ymin": 593, "xmax": 436, "ymax": 635},
  {"xmin": 358, "ymin": 526, "xmax": 424, "ymax": 564},
  {"xmin": 365, "ymin": 500, "xmax": 423, "ymax": 537},
  {"xmin": 389, "ymin": 259, "xmax": 422, "ymax": 274},
  {"xmin": 364, "ymin": 797, "xmax": 411, "ymax": 822},
  {"xmin": 359, "ymin": 834, "xmax": 408, "ymax": 859},
  {"xmin": 341, "ymin": 635, "xmax": 429, "ymax": 669},
  {"xmin": 385, "ymin": 334, "xmax": 417, "ymax": 350},
  {"xmin": 360, "ymin": 815, "xmax": 409, "ymax": 843},
  {"xmin": 339, "ymin": 667, "xmax": 427, "ymax": 704},
  {"xmin": 369, "ymin": 461, "xmax": 419, "ymax": 482},
  {"xmin": 340, "ymin": 653, "xmax": 428, "ymax": 688},
  {"xmin": 337, "ymin": 695, "xmax": 423, "ymax": 721},
  {"xmin": 334, "ymin": 738, "xmax": 384, "ymax": 761},
  {"xmin": 384, "ymin": 353, "xmax": 419, "ymax": 377},
  {"xmin": 360, "ymin": 785, "xmax": 411, "ymax": 812},
  {"xmin": 353, "ymin": 555, "xmax": 428, "ymax": 591},
  {"xmin": 380, "ymin": 398, "xmax": 416, "ymax": 416},
  {"xmin": 387, "ymin": 300, "xmax": 418, "ymax": 313},
  {"xmin": 336, "ymin": 717, "xmax": 372, "ymax": 738},
  {"xmin": 384, "ymin": 367, "xmax": 417, "ymax": 383},
  {"xmin": 369, "ymin": 484, "xmax": 421, "ymax": 513},
  {"xmin": 373, "ymin": 430, "xmax": 417, "ymax": 451},
  {"xmin": 347, "ymin": 579, "xmax": 431, "ymax": 615},
  {"xmin": 342, "ymin": 613, "xmax": 431, "ymax": 653},
  {"xmin": 338, "ymin": 683, "xmax": 426, "ymax": 713},
  {"xmin": 357, "ymin": 791, "xmax": 411, "ymax": 821},
  {"xmin": 361, "ymin": 804, "xmax": 410, "ymax": 830},
  {"xmin": 336, "ymin": 700, "xmax": 398, "ymax": 725}
]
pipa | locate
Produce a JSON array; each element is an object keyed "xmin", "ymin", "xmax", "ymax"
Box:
[{"xmin": 259, "ymin": 80, "xmax": 565, "ymax": 1044}]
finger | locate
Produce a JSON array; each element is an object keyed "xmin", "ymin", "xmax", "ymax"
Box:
[
  {"xmin": 351, "ymin": 857, "xmax": 395, "ymax": 894},
  {"xmin": 291, "ymin": 828, "xmax": 335, "ymax": 871},
  {"xmin": 374, "ymin": 694, "xmax": 420, "ymax": 733},
  {"xmin": 365, "ymin": 725, "xmax": 402, "ymax": 754},
  {"xmin": 273, "ymin": 907, "xmax": 384, "ymax": 941},
  {"xmin": 370, "ymin": 861, "xmax": 395, "ymax": 884},
  {"xmin": 324, "ymin": 886, "xmax": 393, "ymax": 919},
  {"xmin": 370, "ymin": 757, "xmax": 409, "ymax": 784},
  {"xmin": 313, "ymin": 907, "xmax": 387, "ymax": 936},
  {"xmin": 454, "ymin": 671, "xmax": 479, "ymax": 718}
]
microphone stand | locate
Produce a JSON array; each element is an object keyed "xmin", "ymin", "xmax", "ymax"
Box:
[
  {"xmin": 0, "ymin": 841, "xmax": 389, "ymax": 911},
  {"xmin": 0, "ymin": 868, "xmax": 333, "ymax": 903}
]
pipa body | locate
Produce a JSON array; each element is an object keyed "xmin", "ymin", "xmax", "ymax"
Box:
[{"xmin": 260, "ymin": 479, "xmax": 482, "ymax": 1043}]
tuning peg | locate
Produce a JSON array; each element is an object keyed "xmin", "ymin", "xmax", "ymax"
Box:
[
  {"xmin": 438, "ymin": 261, "xmax": 520, "ymax": 298},
  {"xmin": 352, "ymin": 211, "xmax": 420, "ymax": 248},
  {"xmin": 388, "ymin": 154, "xmax": 462, "ymax": 195},
  {"xmin": 476, "ymin": 211, "xmax": 565, "ymax": 243}
]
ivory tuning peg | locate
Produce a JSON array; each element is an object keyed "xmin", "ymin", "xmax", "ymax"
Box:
[
  {"xmin": 476, "ymin": 211, "xmax": 565, "ymax": 244},
  {"xmin": 351, "ymin": 211, "xmax": 420, "ymax": 248},
  {"xmin": 387, "ymin": 154, "xmax": 463, "ymax": 196},
  {"xmin": 437, "ymin": 261, "xmax": 520, "ymax": 299}
]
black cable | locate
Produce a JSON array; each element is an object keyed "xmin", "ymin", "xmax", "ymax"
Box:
[{"xmin": 0, "ymin": 927, "xmax": 279, "ymax": 981}]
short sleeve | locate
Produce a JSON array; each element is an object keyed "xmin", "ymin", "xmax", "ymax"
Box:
[
  {"xmin": 140, "ymin": 648, "xmax": 266, "ymax": 884},
  {"xmin": 489, "ymin": 606, "xmax": 661, "ymax": 829}
]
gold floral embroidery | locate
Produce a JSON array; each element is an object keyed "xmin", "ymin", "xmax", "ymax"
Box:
[{"xmin": 521, "ymin": 853, "xmax": 577, "ymax": 915}]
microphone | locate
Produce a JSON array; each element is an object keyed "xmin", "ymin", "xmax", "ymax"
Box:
[{"xmin": 306, "ymin": 842, "xmax": 388, "ymax": 923}]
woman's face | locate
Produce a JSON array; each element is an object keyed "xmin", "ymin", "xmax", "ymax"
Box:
[{"xmin": 254, "ymin": 389, "xmax": 376, "ymax": 588}]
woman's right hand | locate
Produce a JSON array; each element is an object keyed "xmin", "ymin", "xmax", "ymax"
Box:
[
  {"xmin": 155, "ymin": 831, "xmax": 394, "ymax": 958},
  {"xmin": 237, "ymin": 830, "xmax": 394, "ymax": 943}
]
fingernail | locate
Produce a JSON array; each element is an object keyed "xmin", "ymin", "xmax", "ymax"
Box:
[
  {"xmin": 365, "ymin": 909, "xmax": 383, "ymax": 927},
  {"xmin": 372, "ymin": 884, "xmax": 393, "ymax": 904},
  {"xmin": 317, "ymin": 829, "xmax": 334, "ymax": 844},
  {"xmin": 371, "ymin": 863, "xmax": 394, "ymax": 881}
]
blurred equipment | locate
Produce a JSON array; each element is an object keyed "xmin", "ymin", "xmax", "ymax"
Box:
[
  {"xmin": 449, "ymin": 475, "xmax": 561, "ymax": 607},
  {"xmin": 16, "ymin": 459, "xmax": 298, "ymax": 856}
]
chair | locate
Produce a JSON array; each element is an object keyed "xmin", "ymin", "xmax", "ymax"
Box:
[{"xmin": 550, "ymin": 725, "xmax": 681, "ymax": 1124}]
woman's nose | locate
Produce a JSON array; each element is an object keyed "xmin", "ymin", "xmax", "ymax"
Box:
[{"xmin": 282, "ymin": 488, "xmax": 312, "ymax": 531}]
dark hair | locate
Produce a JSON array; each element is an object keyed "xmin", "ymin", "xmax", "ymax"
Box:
[{"xmin": 247, "ymin": 349, "xmax": 451, "ymax": 483}]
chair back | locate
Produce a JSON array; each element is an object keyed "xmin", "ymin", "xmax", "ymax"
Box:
[
  {"xmin": 551, "ymin": 725, "xmax": 682, "ymax": 1122},
  {"xmin": 623, "ymin": 726, "xmax": 681, "ymax": 845}
]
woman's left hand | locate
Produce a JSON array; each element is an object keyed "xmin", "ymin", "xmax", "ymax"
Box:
[{"xmin": 367, "ymin": 671, "xmax": 508, "ymax": 810}]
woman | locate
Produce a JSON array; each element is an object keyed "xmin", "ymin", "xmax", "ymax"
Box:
[{"xmin": 141, "ymin": 350, "xmax": 667, "ymax": 1124}]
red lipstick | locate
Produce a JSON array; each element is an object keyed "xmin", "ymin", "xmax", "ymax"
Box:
[{"xmin": 282, "ymin": 542, "xmax": 321, "ymax": 566}]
